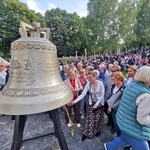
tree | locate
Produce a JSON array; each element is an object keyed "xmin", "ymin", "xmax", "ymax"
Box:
[
  {"xmin": 85, "ymin": 0, "xmax": 139, "ymax": 54},
  {"xmin": 117, "ymin": 0, "xmax": 138, "ymax": 49},
  {"xmin": 86, "ymin": 0, "xmax": 119, "ymax": 54},
  {"xmin": 0, "ymin": 0, "xmax": 46, "ymax": 59},
  {"xmin": 45, "ymin": 8, "xmax": 85, "ymax": 57},
  {"xmin": 135, "ymin": 0, "xmax": 150, "ymax": 48},
  {"xmin": 36, "ymin": 12, "xmax": 47, "ymax": 27}
]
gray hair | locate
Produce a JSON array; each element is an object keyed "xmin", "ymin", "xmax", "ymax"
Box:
[
  {"xmin": 134, "ymin": 66, "xmax": 150, "ymax": 85},
  {"xmin": 108, "ymin": 64, "xmax": 113, "ymax": 69},
  {"xmin": 99, "ymin": 64, "xmax": 105, "ymax": 69},
  {"xmin": 63, "ymin": 65, "xmax": 69, "ymax": 69}
]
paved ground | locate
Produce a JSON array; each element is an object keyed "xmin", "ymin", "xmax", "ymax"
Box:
[{"xmin": 0, "ymin": 111, "xmax": 117, "ymax": 150}]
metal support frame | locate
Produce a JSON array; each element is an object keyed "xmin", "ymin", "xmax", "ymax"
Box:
[{"xmin": 11, "ymin": 109, "xmax": 69, "ymax": 150}]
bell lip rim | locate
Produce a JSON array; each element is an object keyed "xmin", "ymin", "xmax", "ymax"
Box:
[{"xmin": 0, "ymin": 91, "xmax": 73, "ymax": 115}]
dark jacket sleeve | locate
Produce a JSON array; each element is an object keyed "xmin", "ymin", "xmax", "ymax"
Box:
[{"xmin": 5, "ymin": 72, "xmax": 10, "ymax": 84}]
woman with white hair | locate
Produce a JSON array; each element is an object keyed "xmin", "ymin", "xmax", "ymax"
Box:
[
  {"xmin": 105, "ymin": 64, "xmax": 113, "ymax": 77},
  {"xmin": 104, "ymin": 66, "xmax": 150, "ymax": 150},
  {"xmin": 93, "ymin": 69, "xmax": 104, "ymax": 83},
  {"xmin": 64, "ymin": 69, "xmax": 83, "ymax": 128}
]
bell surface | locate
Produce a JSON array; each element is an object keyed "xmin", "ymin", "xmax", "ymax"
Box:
[{"xmin": 0, "ymin": 21, "xmax": 72, "ymax": 115}]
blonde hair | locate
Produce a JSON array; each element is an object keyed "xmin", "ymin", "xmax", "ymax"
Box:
[
  {"xmin": 88, "ymin": 70, "xmax": 97, "ymax": 77},
  {"xmin": 113, "ymin": 61, "xmax": 119, "ymax": 65},
  {"xmin": 87, "ymin": 66, "xmax": 94, "ymax": 71},
  {"xmin": 128, "ymin": 65, "xmax": 137, "ymax": 72},
  {"xmin": 67, "ymin": 69, "xmax": 76, "ymax": 77},
  {"xmin": 79, "ymin": 68, "xmax": 85, "ymax": 74},
  {"xmin": 134, "ymin": 66, "xmax": 150, "ymax": 84},
  {"xmin": 93, "ymin": 70, "xmax": 100, "ymax": 78},
  {"xmin": 112, "ymin": 71, "xmax": 124, "ymax": 81}
]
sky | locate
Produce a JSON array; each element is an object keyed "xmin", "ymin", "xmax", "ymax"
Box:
[{"xmin": 19, "ymin": 0, "xmax": 88, "ymax": 17}]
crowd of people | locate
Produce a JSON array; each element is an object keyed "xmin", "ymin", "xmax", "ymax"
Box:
[
  {"xmin": 0, "ymin": 63, "xmax": 10, "ymax": 91},
  {"xmin": 59, "ymin": 49, "xmax": 150, "ymax": 150},
  {"xmin": 0, "ymin": 49, "xmax": 150, "ymax": 150}
]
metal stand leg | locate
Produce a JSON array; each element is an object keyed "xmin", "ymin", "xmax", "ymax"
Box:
[
  {"xmin": 49, "ymin": 109, "xmax": 69, "ymax": 150},
  {"xmin": 11, "ymin": 115, "xmax": 27, "ymax": 150},
  {"xmin": 10, "ymin": 110, "xmax": 69, "ymax": 150}
]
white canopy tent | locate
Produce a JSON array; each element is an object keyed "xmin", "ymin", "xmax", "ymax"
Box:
[{"xmin": 0, "ymin": 57, "xmax": 9, "ymax": 64}]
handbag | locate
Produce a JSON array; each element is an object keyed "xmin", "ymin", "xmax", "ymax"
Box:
[{"xmin": 107, "ymin": 87, "xmax": 124, "ymax": 110}]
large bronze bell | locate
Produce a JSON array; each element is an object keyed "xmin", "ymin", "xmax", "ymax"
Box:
[{"xmin": 0, "ymin": 21, "xmax": 72, "ymax": 115}]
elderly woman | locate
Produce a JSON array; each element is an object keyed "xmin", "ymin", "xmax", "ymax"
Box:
[
  {"xmin": 71, "ymin": 71, "xmax": 105, "ymax": 141},
  {"xmin": 93, "ymin": 69, "xmax": 104, "ymax": 83},
  {"xmin": 105, "ymin": 64, "xmax": 113, "ymax": 77},
  {"xmin": 104, "ymin": 66, "xmax": 150, "ymax": 150},
  {"xmin": 64, "ymin": 69, "xmax": 83, "ymax": 128},
  {"xmin": 60, "ymin": 65, "xmax": 69, "ymax": 81},
  {"xmin": 107, "ymin": 71, "xmax": 126, "ymax": 136}
]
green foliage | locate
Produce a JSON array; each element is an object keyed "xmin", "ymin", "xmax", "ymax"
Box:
[
  {"xmin": 135, "ymin": 0, "xmax": 150, "ymax": 47},
  {"xmin": 117, "ymin": 0, "xmax": 138, "ymax": 48},
  {"xmin": 85, "ymin": 0, "xmax": 139, "ymax": 54},
  {"xmin": 0, "ymin": 0, "xmax": 46, "ymax": 59},
  {"xmin": 45, "ymin": 8, "xmax": 85, "ymax": 57},
  {"xmin": 0, "ymin": 0, "xmax": 34, "ymax": 40},
  {"xmin": 36, "ymin": 12, "xmax": 47, "ymax": 27},
  {"xmin": 0, "ymin": 51, "xmax": 4, "ymax": 57},
  {"xmin": 85, "ymin": 0, "xmax": 120, "ymax": 54}
]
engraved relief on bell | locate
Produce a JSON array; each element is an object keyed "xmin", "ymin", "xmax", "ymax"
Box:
[{"xmin": 0, "ymin": 21, "xmax": 73, "ymax": 115}]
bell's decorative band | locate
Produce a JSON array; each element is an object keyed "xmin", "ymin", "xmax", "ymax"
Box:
[
  {"xmin": 2, "ymin": 82, "xmax": 68, "ymax": 97},
  {"xmin": 11, "ymin": 42, "xmax": 57, "ymax": 52}
]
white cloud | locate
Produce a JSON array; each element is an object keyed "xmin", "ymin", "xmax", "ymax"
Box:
[
  {"xmin": 26, "ymin": 0, "xmax": 45, "ymax": 15},
  {"xmin": 78, "ymin": 11, "xmax": 87, "ymax": 17},
  {"xmin": 48, "ymin": 3, "xmax": 57, "ymax": 10}
]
